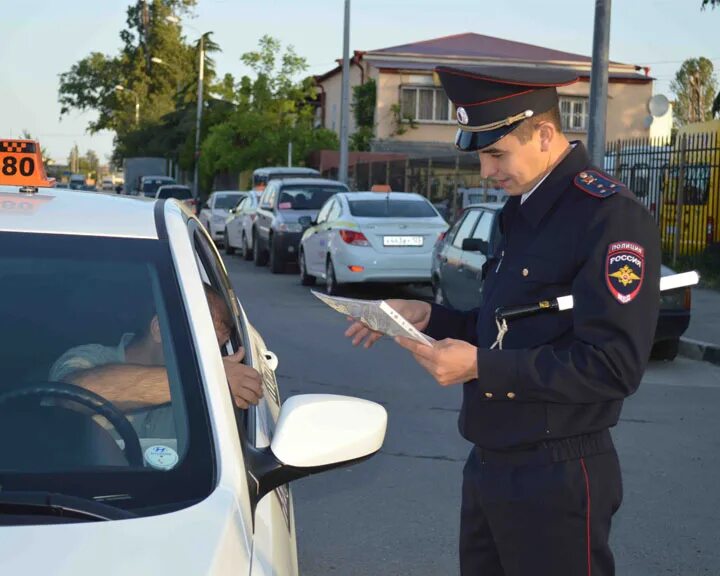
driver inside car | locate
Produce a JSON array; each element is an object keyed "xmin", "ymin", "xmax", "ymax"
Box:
[{"xmin": 48, "ymin": 283, "xmax": 263, "ymax": 435}]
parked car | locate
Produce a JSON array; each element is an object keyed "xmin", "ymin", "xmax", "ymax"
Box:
[
  {"xmin": 0, "ymin": 137, "xmax": 387, "ymax": 575},
  {"xmin": 253, "ymin": 178, "xmax": 349, "ymax": 273},
  {"xmin": 198, "ymin": 191, "xmax": 249, "ymax": 244},
  {"xmin": 225, "ymin": 191, "xmax": 261, "ymax": 259},
  {"xmin": 431, "ymin": 204, "xmax": 691, "ymax": 361},
  {"xmin": 155, "ymin": 184, "xmax": 197, "ymax": 212},
  {"xmin": 300, "ymin": 192, "xmax": 448, "ymax": 294},
  {"xmin": 68, "ymin": 174, "xmax": 86, "ymax": 190},
  {"xmin": 252, "ymin": 166, "xmax": 320, "ymax": 191},
  {"xmin": 139, "ymin": 175, "xmax": 176, "ymax": 198}
]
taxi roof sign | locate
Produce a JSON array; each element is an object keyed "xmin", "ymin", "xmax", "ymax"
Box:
[{"xmin": 0, "ymin": 139, "xmax": 55, "ymax": 188}]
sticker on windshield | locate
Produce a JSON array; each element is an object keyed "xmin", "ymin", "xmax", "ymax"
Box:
[{"xmin": 144, "ymin": 445, "xmax": 179, "ymax": 471}]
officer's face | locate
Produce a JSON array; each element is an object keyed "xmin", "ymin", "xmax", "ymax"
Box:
[{"xmin": 477, "ymin": 128, "xmax": 551, "ymax": 196}]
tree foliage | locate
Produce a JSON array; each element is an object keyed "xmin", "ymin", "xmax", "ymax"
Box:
[
  {"xmin": 199, "ymin": 36, "xmax": 338, "ymax": 189},
  {"xmin": 350, "ymin": 79, "xmax": 376, "ymax": 151},
  {"xmin": 670, "ymin": 57, "xmax": 718, "ymax": 125}
]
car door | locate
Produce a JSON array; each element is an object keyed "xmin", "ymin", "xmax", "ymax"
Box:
[
  {"xmin": 243, "ymin": 193, "xmax": 259, "ymax": 249},
  {"xmin": 440, "ymin": 209, "xmax": 481, "ymax": 308},
  {"xmin": 199, "ymin": 194, "xmax": 214, "ymax": 230},
  {"xmin": 455, "ymin": 210, "xmax": 495, "ymax": 310},
  {"xmin": 255, "ymin": 184, "xmax": 277, "ymax": 253},
  {"xmin": 187, "ymin": 222, "xmax": 296, "ymax": 575},
  {"xmin": 303, "ymin": 198, "xmax": 335, "ymax": 275},
  {"xmin": 227, "ymin": 197, "xmax": 247, "ymax": 248}
]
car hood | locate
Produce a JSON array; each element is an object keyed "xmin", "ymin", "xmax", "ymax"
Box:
[
  {"xmin": 0, "ymin": 488, "xmax": 250, "ymax": 575},
  {"xmin": 212, "ymin": 208, "xmax": 230, "ymax": 218}
]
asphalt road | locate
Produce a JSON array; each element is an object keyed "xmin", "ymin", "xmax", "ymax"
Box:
[{"xmin": 224, "ymin": 253, "xmax": 720, "ymax": 576}]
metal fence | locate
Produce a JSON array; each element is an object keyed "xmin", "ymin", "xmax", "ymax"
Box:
[
  {"xmin": 327, "ymin": 130, "xmax": 720, "ymax": 264},
  {"xmin": 606, "ymin": 131, "xmax": 720, "ymax": 264}
]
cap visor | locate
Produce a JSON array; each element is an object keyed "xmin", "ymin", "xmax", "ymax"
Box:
[{"xmin": 455, "ymin": 125, "xmax": 521, "ymax": 152}]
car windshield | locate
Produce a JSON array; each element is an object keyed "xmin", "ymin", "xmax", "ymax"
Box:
[
  {"xmin": 214, "ymin": 193, "xmax": 245, "ymax": 210},
  {"xmin": 158, "ymin": 186, "xmax": 192, "ymax": 200},
  {"xmin": 278, "ymin": 185, "xmax": 347, "ymax": 210},
  {"xmin": 142, "ymin": 179, "xmax": 174, "ymax": 197},
  {"xmin": 349, "ymin": 199, "xmax": 437, "ymax": 218},
  {"xmin": 0, "ymin": 232, "xmax": 213, "ymax": 519}
]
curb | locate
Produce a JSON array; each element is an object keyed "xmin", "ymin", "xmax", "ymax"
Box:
[{"xmin": 678, "ymin": 337, "xmax": 720, "ymax": 366}]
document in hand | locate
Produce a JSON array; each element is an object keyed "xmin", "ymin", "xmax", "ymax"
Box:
[{"xmin": 311, "ymin": 290, "xmax": 434, "ymax": 346}]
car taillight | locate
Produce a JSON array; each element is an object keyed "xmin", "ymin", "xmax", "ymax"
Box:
[{"xmin": 339, "ymin": 229, "xmax": 370, "ymax": 246}]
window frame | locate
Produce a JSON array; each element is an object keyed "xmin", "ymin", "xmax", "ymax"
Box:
[
  {"xmin": 559, "ymin": 96, "xmax": 590, "ymax": 133},
  {"xmin": 399, "ymin": 85, "xmax": 455, "ymax": 124}
]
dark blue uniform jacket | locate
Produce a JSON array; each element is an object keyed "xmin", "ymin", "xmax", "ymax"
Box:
[{"xmin": 425, "ymin": 142, "xmax": 661, "ymax": 449}]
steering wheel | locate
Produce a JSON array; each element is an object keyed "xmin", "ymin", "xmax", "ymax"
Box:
[{"xmin": 0, "ymin": 382, "xmax": 143, "ymax": 467}]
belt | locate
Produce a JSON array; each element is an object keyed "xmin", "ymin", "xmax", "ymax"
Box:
[{"xmin": 474, "ymin": 429, "xmax": 614, "ymax": 466}]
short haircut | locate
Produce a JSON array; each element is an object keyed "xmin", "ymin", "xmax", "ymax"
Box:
[
  {"xmin": 512, "ymin": 105, "xmax": 563, "ymax": 144},
  {"xmin": 203, "ymin": 283, "xmax": 233, "ymax": 330}
]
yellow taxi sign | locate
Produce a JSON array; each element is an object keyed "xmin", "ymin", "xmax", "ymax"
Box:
[{"xmin": 0, "ymin": 139, "xmax": 55, "ymax": 188}]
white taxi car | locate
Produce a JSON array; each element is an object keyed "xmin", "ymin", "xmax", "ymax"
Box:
[
  {"xmin": 299, "ymin": 191, "xmax": 448, "ymax": 294},
  {"xmin": 0, "ymin": 140, "xmax": 387, "ymax": 575}
]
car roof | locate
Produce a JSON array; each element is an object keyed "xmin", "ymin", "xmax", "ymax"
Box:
[
  {"xmin": 0, "ymin": 185, "xmax": 159, "ymax": 239},
  {"xmin": 338, "ymin": 191, "xmax": 428, "ymax": 201},
  {"xmin": 253, "ymin": 166, "xmax": 320, "ymax": 175},
  {"xmin": 276, "ymin": 178, "xmax": 348, "ymax": 187},
  {"xmin": 465, "ymin": 202, "xmax": 504, "ymax": 211},
  {"xmin": 158, "ymin": 184, "xmax": 190, "ymax": 189},
  {"xmin": 211, "ymin": 190, "xmax": 248, "ymax": 195},
  {"xmin": 141, "ymin": 175, "xmax": 174, "ymax": 180}
]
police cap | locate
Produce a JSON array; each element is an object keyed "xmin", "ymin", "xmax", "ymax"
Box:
[{"xmin": 434, "ymin": 65, "xmax": 580, "ymax": 151}]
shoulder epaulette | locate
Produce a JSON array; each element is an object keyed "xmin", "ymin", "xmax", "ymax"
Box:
[{"xmin": 573, "ymin": 169, "xmax": 624, "ymax": 199}]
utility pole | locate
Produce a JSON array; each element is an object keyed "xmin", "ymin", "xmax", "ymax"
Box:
[
  {"xmin": 193, "ymin": 35, "xmax": 205, "ymax": 200},
  {"xmin": 587, "ymin": 0, "xmax": 612, "ymax": 167},
  {"xmin": 338, "ymin": 0, "xmax": 351, "ymax": 184}
]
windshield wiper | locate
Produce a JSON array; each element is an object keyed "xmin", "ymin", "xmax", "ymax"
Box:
[{"xmin": 0, "ymin": 491, "xmax": 136, "ymax": 522}]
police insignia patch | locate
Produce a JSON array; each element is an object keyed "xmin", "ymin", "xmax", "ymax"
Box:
[
  {"xmin": 606, "ymin": 241, "xmax": 644, "ymax": 304},
  {"xmin": 573, "ymin": 169, "xmax": 622, "ymax": 198}
]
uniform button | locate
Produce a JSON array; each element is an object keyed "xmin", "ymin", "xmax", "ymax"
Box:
[
  {"xmin": 507, "ymin": 392, "xmax": 516, "ymax": 399},
  {"xmin": 522, "ymin": 268, "xmax": 529, "ymax": 277},
  {"xmin": 485, "ymin": 392, "xmax": 493, "ymax": 399}
]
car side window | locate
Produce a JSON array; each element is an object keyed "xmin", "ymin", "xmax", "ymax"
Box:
[
  {"xmin": 316, "ymin": 199, "xmax": 334, "ymax": 224},
  {"xmin": 259, "ymin": 186, "xmax": 274, "ymax": 210},
  {"xmin": 188, "ymin": 222, "xmax": 254, "ymax": 431},
  {"xmin": 471, "ymin": 211, "xmax": 493, "ymax": 242},
  {"xmin": 452, "ymin": 210, "xmax": 481, "ymax": 248},
  {"xmin": 235, "ymin": 198, "xmax": 247, "ymax": 213},
  {"xmin": 327, "ymin": 198, "xmax": 342, "ymax": 221}
]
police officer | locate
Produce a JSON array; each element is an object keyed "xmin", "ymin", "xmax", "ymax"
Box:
[{"xmin": 345, "ymin": 65, "xmax": 661, "ymax": 576}]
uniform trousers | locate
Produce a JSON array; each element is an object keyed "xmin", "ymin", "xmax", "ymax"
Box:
[{"xmin": 460, "ymin": 429, "xmax": 623, "ymax": 576}]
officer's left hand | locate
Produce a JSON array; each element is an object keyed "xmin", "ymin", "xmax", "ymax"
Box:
[{"xmin": 395, "ymin": 336, "xmax": 478, "ymax": 387}]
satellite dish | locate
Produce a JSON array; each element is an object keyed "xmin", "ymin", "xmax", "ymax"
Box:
[
  {"xmin": 648, "ymin": 94, "xmax": 670, "ymax": 118},
  {"xmin": 643, "ymin": 115, "xmax": 654, "ymax": 129}
]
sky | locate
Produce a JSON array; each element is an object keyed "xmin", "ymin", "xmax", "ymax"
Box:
[{"xmin": 1, "ymin": 0, "xmax": 718, "ymax": 164}]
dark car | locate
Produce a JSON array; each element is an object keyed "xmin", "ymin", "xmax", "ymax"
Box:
[
  {"xmin": 431, "ymin": 204, "xmax": 692, "ymax": 361},
  {"xmin": 253, "ymin": 178, "xmax": 350, "ymax": 273}
]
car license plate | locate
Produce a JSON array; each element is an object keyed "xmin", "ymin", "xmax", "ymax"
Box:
[{"xmin": 383, "ymin": 235, "xmax": 424, "ymax": 247}]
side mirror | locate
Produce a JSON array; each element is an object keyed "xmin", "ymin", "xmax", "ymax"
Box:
[
  {"xmin": 298, "ymin": 216, "xmax": 313, "ymax": 228},
  {"xmin": 462, "ymin": 238, "xmax": 488, "ymax": 254},
  {"xmin": 245, "ymin": 394, "xmax": 387, "ymax": 506}
]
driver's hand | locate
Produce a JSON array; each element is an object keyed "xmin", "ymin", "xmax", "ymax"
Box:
[{"xmin": 223, "ymin": 347, "xmax": 263, "ymax": 409}]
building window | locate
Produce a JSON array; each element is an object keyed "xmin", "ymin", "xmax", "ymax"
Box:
[
  {"xmin": 559, "ymin": 97, "xmax": 589, "ymax": 132},
  {"xmin": 400, "ymin": 87, "xmax": 454, "ymax": 123}
]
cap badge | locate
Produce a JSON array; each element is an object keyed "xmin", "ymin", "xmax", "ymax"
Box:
[{"xmin": 456, "ymin": 107, "xmax": 469, "ymax": 125}]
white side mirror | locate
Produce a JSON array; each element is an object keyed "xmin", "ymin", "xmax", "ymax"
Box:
[{"xmin": 271, "ymin": 394, "xmax": 387, "ymax": 468}]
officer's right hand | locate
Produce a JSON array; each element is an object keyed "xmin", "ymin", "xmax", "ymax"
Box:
[{"xmin": 345, "ymin": 299, "xmax": 432, "ymax": 349}]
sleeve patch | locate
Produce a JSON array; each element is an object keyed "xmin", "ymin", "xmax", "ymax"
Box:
[
  {"xmin": 574, "ymin": 169, "xmax": 623, "ymax": 198},
  {"xmin": 606, "ymin": 241, "xmax": 644, "ymax": 303}
]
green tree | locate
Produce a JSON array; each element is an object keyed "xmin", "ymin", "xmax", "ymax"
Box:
[
  {"xmin": 199, "ymin": 36, "xmax": 338, "ymax": 190},
  {"xmin": 670, "ymin": 57, "xmax": 718, "ymax": 125},
  {"xmin": 701, "ymin": 0, "xmax": 719, "ymax": 8},
  {"xmin": 350, "ymin": 79, "xmax": 376, "ymax": 152},
  {"xmin": 20, "ymin": 130, "xmax": 51, "ymax": 168},
  {"xmin": 58, "ymin": 0, "xmax": 209, "ymax": 163}
]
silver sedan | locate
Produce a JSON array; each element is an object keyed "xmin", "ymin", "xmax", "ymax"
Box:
[{"xmin": 299, "ymin": 192, "xmax": 448, "ymax": 294}]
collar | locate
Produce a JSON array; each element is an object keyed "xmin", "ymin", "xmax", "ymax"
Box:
[{"xmin": 518, "ymin": 140, "xmax": 589, "ymax": 228}]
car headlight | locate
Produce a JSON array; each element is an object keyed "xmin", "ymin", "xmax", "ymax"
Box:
[{"xmin": 277, "ymin": 223, "xmax": 303, "ymax": 233}]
